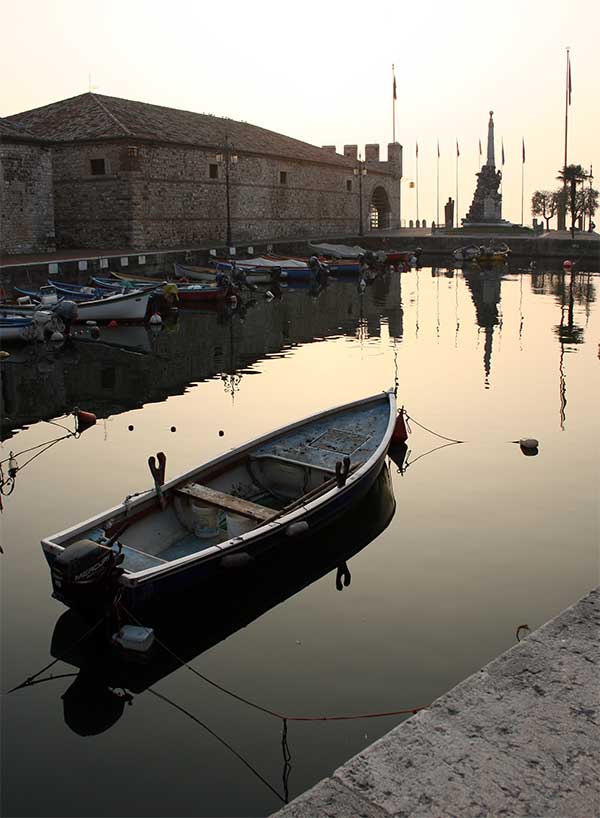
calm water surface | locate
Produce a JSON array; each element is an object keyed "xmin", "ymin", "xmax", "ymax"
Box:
[{"xmin": 1, "ymin": 267, "xmax": 598, "ymax": 817}]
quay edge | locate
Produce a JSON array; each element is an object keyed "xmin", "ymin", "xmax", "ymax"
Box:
[
  {"xmin": 1, "ymin": 231, "xmax": 599, "ymax": 282},
  {"xmin": 270, "ymin": 587, "xmax": 600, "ymax": 818}
]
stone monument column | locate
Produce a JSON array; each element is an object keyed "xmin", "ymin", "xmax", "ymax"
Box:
[{"xmin": 486, "ymin": 111, "xmax": 495, "ymax": 167}]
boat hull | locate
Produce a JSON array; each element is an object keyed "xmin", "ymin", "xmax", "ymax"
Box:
[{"xmin": 42, "ymin": 391, "xmax": 396, "ymax": 614}]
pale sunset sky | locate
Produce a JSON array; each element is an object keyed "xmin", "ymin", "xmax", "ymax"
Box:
[{"xmin": 2, "ymin": 0, "xmax": 598, "ymax": 227}]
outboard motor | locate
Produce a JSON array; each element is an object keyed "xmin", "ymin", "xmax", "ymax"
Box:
[
  {"xmin": 54, "ymin": 299, "xmax": 79, "ymax": 337},
  {"xmin": 51, "ymin": 539, "xmax": 124, "ymax": 609}
]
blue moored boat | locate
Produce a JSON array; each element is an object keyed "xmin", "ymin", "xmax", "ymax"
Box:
[{"xmin": 42, "ymin": 390, "xmax": 398, "ymax": 614}]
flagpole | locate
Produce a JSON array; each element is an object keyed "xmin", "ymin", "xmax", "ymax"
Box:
[
  {"xmin": 416, "ymin": 142, "xmax": 419, "ymax": 223},
  {"xmin": 436, "ymin": 140, "xmax": 440, "ymax": 227},
  {"xmin": 455, "ymin": 141, "xmax": 459, "ymax": 229},
  {"xmin": 563, "ymin": 47, "xmax": 570, "ymax": 225},
  {"xmin": 392, "ymin": 64, "xmax": 396, "ymax": 144},
  {"xmin": 521, "ymin": 138, "xmax": 525, "ymax": 225}
]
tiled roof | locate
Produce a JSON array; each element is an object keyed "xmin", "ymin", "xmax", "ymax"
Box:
[
  {"xmin": 6, "ymin": 93, "xmax": 355, "ymax": 167},
  {"xmin": 0, "ymin": 117, "xmax": 44, "ymax": 142}
]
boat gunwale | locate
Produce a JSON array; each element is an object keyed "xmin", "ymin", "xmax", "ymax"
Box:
[{"xmin": 41, "ymin": 390, "xmax": 396, "ymax": 585}]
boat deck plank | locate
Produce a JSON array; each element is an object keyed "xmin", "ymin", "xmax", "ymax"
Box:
[
  {"xmin": 175, "ymin": 483, "xmax": 275, "ymax": 521},
  {"xmin": 253, "ymin": 402, "xmax": 389, "ymax": 472}
]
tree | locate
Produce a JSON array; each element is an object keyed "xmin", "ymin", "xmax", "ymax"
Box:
[
  {"xmin": 531, "ymin": 190, "xmax": 558, "ymax": 230},
  {"xmin": 578, "ymin": 186, "xmax": 599, "ymax": 231},
  {"xmin": 557, "ymin": 164, "xmax": 589, "ymax": 237}
]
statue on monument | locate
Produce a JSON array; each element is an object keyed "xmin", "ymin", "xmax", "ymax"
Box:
[{"xmin": 463, "ymin": 111, "xmax": 511, "ymax": 227}]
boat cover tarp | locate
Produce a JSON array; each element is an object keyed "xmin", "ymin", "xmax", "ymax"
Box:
[{"xmin": 308, "ymin": 243, "xmax": 366, "ymax": 259}]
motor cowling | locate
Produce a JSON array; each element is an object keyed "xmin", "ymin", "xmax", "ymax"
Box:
[{"xmin": 51, "ymin": 539, "xmax": 122, "ymax": 607}]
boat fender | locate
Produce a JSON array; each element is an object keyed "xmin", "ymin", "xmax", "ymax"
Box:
[
  {"xmin": 286, "ymin": 521, "xmax": 309, "ymax": 537},
  {"xmin": 220, "ymin": 552, "xmax": 254, "ymax": 569},
  {"xmin": 392, "ymin": 409, "xmax": 409, "ymax": 443},
  {"xmin": 74, "ymin": 408, "xmax": 97, "ymax": 434},
  {"xmin": 335, "ymin": 562, "xmax": 351, "ymax": 591},
  {"xmin": 0, "ymin": 351, "xmax": 9, "ymax": 359},
  {"xmin": 50, "ymin": 331, "xmax": 64, "ymax": 342},
  {"xmin": 85, "ymin": 320, "xmax": 97, "ymax": 326},
  {"xmin": 563, "ymin": 260, "xmax": 572, "ymax": 271},
  {"xmin": 149, "ymin": 312, "xmax": 162, "ymax": 325}
]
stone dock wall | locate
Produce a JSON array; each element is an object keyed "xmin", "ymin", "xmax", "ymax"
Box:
[
  {"xmin": 0, "ymin": 232, "xmax": 598, "ymax": 283},
  {"xmin": 270, "ymin": 588, "xmax": 600, "ymax": 818}
]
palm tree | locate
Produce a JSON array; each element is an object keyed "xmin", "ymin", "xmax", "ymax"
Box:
[{"xmin": 557, "ymin": 164, "xmax": 589, "ymax": 237}]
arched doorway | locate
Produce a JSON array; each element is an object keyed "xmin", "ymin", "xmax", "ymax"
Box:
[{"xmin": 370, "ymin": 186, "xmax": 391, "ymax": 229}]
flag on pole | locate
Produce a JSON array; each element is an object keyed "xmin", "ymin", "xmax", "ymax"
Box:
[
  {"xmin": 437, "ymin": 139, "xmax": 440, "ymax": 158},
  {"xmin": 392, "ymin": 65, "xmax": 397, "ymax": 101},
  {"xmin": 567, "ymin": 51, "xmax": 572, "ymax": 105},
  {"xmin": 522, "ymin": 138, "xmax": 525, "ymax": 163},
  {"xmin": 501, "ymin": 139, "xmax": 505, "ymax": 166},
  {"xmin": 456, "ymin": 140, "xmax": 460, "ymax": 157}
]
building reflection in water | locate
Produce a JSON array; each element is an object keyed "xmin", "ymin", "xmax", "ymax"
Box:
[{"xmin": 0, "ymin": 276, "xmax": 403, "ymax": 440}]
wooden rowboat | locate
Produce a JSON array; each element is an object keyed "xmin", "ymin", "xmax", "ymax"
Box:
[{"xmin": 42, "ymin": 390, "xmax": 397, "ymax": 614}]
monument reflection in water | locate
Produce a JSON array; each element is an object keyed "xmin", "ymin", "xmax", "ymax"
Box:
[{"xmin": 48, "ymin": 461, "xmax": 398, "ymax": 739}]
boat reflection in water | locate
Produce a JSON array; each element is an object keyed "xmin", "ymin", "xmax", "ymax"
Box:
[{"xmin": 49, "ymin": 459, "xmax": 400, "ymax": 737}]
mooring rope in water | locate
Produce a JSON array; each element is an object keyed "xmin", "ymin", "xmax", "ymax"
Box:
[
  {"xmin": 147, "ymin": 686, "xmax": 287, "ymax": 803},
  {"xmin": 6, "ymin": 613, "xmax": 109, "ymax": 693},
  {"xmin": 121, "ymin": 604, "xmax": 428, "ymax": 724},
  {"xmin": 401, "ymin": 409, "xmax": 465, "ymax": 444}
]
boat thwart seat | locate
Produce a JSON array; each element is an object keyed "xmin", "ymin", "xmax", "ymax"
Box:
[{"xmin": 175, "ymin": 482, "xmax": 275, "ymax": 522}]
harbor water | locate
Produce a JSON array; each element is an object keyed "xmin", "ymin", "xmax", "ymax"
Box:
[{"xmin": 1, "ymin": 266, "xmax": 598, "ymax": 817}]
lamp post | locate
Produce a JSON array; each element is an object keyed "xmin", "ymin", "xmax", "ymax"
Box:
[
  {"xmin": 353, "ymin": 155, "xmax": 367, "ymax": 235},
  {"xmin": 216, "ymin": 139, "xmax": 238, "ymax": 247}
]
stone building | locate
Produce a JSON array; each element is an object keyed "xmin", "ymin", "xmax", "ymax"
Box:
[
  {"xmin": 2, "ymin": 93, "xmax": 402, "ymax": 253},
  {"xmin": 0, "ymin": 118, "xmax": 55, "ymax": 254}
]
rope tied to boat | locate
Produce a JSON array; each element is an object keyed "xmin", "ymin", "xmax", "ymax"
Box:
[{"xmin": 118, "ymin": 603, "xmax": 428, "ymax": 724}]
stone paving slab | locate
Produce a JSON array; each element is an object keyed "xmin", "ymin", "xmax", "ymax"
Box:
[{"xmin": 271, "ymin": 588, "xmax": 599, "ymax": 818}]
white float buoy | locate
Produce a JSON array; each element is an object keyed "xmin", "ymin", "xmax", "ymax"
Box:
[
  {"xmin": 149, "ymin": 312, "xmax": 162, "ymax": 325},
  {"xmin": 50, "ymin": 331, "xmax": 64, "ymax": 342},
  {"xmin": 85, "ymin": 320, "xmax": 97, "ymax": 326},
  {"xmin": 519, "ymin": 438, "xmax": 539, "ymax": 450}
]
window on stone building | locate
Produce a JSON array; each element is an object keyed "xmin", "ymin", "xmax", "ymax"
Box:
[
  {"xmin": 280, "ymin": 171, "xmax": 288, "ymax": 185},
  {"xmin": 209, "ymin": 164, "xmax": 219, "ymax": 179},
  {"xmin": 90, "ymin": 158, "xmax": 106, "ymax": 176},
  {"xmin": 346, "ymin": 180, "xmax": 353, "ymax": 192},
  {"xmin": 128, "ymin": 146, "xmax": 139, "ymax": 158}
]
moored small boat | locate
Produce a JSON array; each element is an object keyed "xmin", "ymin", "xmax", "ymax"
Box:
[
  {"xmin": 0, "ymin": 308, "xmax": 64, "ymax": 342},
  {"xmin": 95, "ymin": 276, "xmax": 227, "ymax": 305},
  {"xmin": 173, "ymin": 262, "xmax": 274, "ymax": 285},
  {"xmin": 42, "ymin": 390, "xmax": 398, "ymax": 614}
]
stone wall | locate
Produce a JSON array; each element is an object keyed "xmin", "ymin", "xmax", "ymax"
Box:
[
  {"xmin": 51, "ymin": 142, "xmax": 138, "ymax": 248},
  {"xmin": 0, "ymin": 141, "xmax": 55, "ymax": 254},
  {"xmin": 48, "ymin": 140, "xmax": 402, "ymax": 251}
]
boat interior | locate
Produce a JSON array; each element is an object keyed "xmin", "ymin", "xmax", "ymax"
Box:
[{"xmin": 63, "ymin": 399, "xmax": 391, "ymax": 573}]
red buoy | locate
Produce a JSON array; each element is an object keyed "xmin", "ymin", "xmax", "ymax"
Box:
[
  {"xmin": 563, "ymin": 259, "xmax": 572, "ymax": 271},
  {"xmin": 74, "ymin": 409, "xmax": 97, "ymax": 434},
  {"xmin": 392, "ymin": 410, "xmax": 408, "ymax": 443}
]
